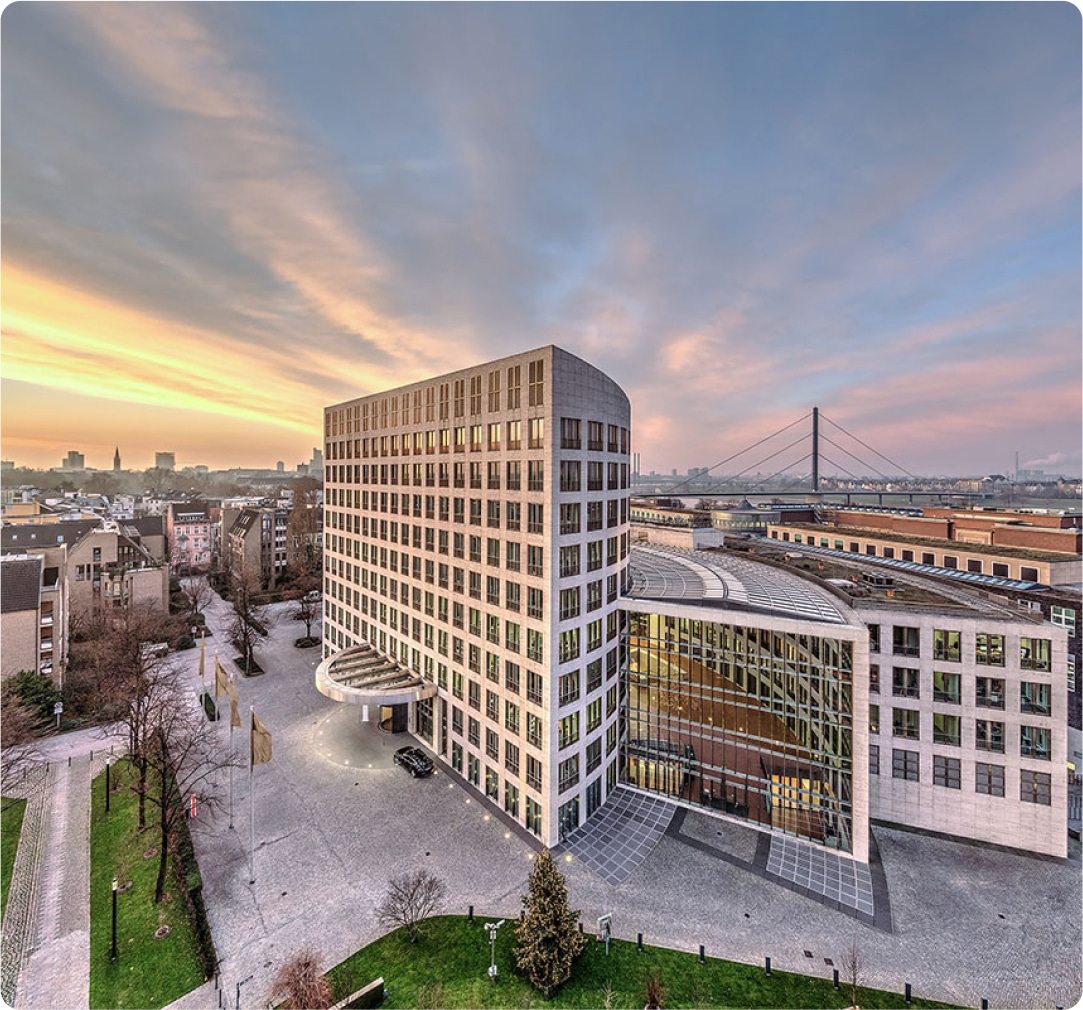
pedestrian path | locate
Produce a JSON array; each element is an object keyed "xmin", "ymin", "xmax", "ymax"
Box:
[{"xmin": 15, "ymin": 753, "xmax": 104, "ymax": 1010}]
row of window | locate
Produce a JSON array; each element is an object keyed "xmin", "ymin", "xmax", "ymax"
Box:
[
  {"xmin": 771, "ymin": 529, "xmax": 1045, "ymax": 582},
  {"xmin": 871, "ymin": 667, "xmax": 1052, "ymax": 713},
  {"xmin": 870, "ymin": 705, "xmax": 1052, "ymax": 758},
  {"xmin": 873, "ymin": 747, "xmax": 1053, "ymax": 805},
  {"xmin": 330, "ymin": 497, "xmax": 629, "ymax": 537},
  {"xmin": 868, "ymin": 625, "xmax": 1052, "ymax": 671},
  {"xmin": 329, "ymin": 417, "xmax": 633, "ymax": 458},
  {"xmin": 325, "ymin": 530, "xmax": 630, "ymax": 585}
]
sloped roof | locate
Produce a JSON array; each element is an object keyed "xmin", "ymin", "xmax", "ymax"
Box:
[
  {"xmin": 0, "ymin": 519, "xmax": 101, "ymax": 553},
  {"xmin": 0, "ymin": 555, "xmax": 43, "ymax": 613}
]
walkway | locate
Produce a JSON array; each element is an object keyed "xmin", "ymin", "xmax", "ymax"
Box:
[{"xmin": 2, "ymin": 734, "xmax": 112, "ymax": 1010}]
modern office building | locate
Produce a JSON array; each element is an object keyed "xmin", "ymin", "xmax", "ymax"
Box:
[
  {"xmin": 318, "ymin": 348, "xmax": 1071, "ymax": 862},
  {"xmin": 319, "ymin": 346, "xmax": 632, "ymax": 846}
]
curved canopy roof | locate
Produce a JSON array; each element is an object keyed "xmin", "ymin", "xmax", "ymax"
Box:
[
  {"xmin": 315, "ymin": 642, "xmax": 438, "ymax": 707},
  {"xmin": 625, "ymin": 545, "xmax": 852, "ymax": 626}
]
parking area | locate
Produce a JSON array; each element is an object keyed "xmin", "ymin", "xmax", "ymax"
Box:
[{"xmin": 171, "ymin": 594, "xmax": 1081, "ymax": 1010}]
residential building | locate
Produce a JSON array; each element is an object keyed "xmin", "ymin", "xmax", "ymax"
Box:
[
  {"xmin": 167, "ymin": 502, "xmax": 216, "ymax": 573},
  {"xmin": 155, "ymin": 451, "xmax": 176, "ymax": 471},
  {"xmin": 1, "ymin": 554, "xmax": 66, "ymax": 682},
  {"xmin": 222, "ymin": 507, "xmax": 289, "ymax": 588}
]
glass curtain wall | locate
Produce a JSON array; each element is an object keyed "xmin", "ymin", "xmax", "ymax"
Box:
[{"xmin": 624, "ymin": 611, "xmax": 855, "ymax": 852}]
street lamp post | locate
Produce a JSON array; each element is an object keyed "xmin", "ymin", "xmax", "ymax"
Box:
[
  {"xmin": 110, "ymin": 877, "xmax": 118, "ymax": 960},
  {"xmin": 105, "ymin": 758, "xmax": 112, "ymax": 813},
  {"xmin": 485, "ymin": 919, "xmax": 505, "ymax": 980}
]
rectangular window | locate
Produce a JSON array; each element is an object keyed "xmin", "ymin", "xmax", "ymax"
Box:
[
  {"xmin": 451, "ymin": 741, "xmax": 463, "ymax": 772},
  {"xmin": 558, "ymin": 712, "xmax": 580, "ymax": 748},
  {"xmin": 586, "ymin": 698, "xmax": 602, "ymax": 733},
  {"xmin": 892, "ymin": 708, "xmax": 920, "ymax": 740},
  {"xmin": 1020, "ymin": 725, "xmax": 1051, "ymax": 760},
  {"xmin": 559, "ymin": 587, "xmax": 580, "ymax": 621},
  {"xmin": 526, "ymin": 712, "xmax": 543, "ymax": 748},
  {"xmin": 560, "ymin": 545, "xmax": 581, "ymax": 578},
  {"xmin": 558, "ymin": 669, "xmax": 580, "ymax": 706},
  {"xmin": 468, "ymin": 680, "xmax": 481, "ymax": 710},
  {"xmin": 528, "ymin": 359, "xmax": 544, "ymax": 407},
  {"xmin": 525, "ymin": 797, "xmax": 541, "ymax": 836},
  {"xmin": 869, "ymin": 664, "xmax": 880, "ymax": 694},
  {"xmin": 528, "ymin": 417, "xmax": 545, "ymax": 449},
  {"xmin": 868, "ymin": 624, "xmax": 880, "ymax": 653},
  {"xmin": 558, "ymin": 755, "xmax": 579, "ymax": 792},
  {"xmin": 559, "ymin": 502, "xmax": 581, "ymax": 534},
  {"xmin": 891, "ymin": 748, "xmax": 919, "ymax": 781},
  {"xmin": 975, "ymin": 719, "xmax": 1004, "ymax": 752},
  {"xmin": 933, "ymin": 755, "xmax": 961, "ymax": 789},
  {"xmin": 1020, "ymin": 638, "xmax": 1051, "ymax": 672},
  {"xmin": 527, "ymin": 671, "xmax": 543, "ymax": 705},
  {"xmin": 527, "ymin": 503, "xmax": 545, "ymax": 534},
  {"xmin": 869, "ymin": 704, "xmax": 880, "ymax": 734},
  {"xmin": 505, "ymin": 701, "xmax": 520, "ymax": 735},
  {"xmin": 527, "ymin": 587, "xmax": 544, "ymax": 619},
  {"xmin": 560, "ymin": 417, "xmax": 581, "ymax": 449},
  {"xmin": 587, "ymin": 500, "xmax": 604, "ymax": 531},
  {"xmin": 932, "ymin": 670, "xmax": 961, "ymax": 704},
  {"xmin": 485, "ymin": 727, "xmax": 499, "ymax": 760},
  {"xmin": 1020, "ymin": 769, "xmax": 1052, "ymax": 805},
  {"xmin": 558, "ymin": 628, "xmax": 580, "ymax": 663},
  {"xmin": 932, "ymin": 713, "xmax": 960, "ymax": 746},
  {"xmin": 868, "ymin": 743, "xmax": 879, "ymax": 775},
  {"xmin": 485, "ymin": 766, "xmax": 499, "ymax": 800},
  {"xmin": 586, "ymin": 739, "xmax": 602, "ymax": 775},
  {"xmin": 527, "ymin": 547, "xmax": 544, "ymax": 579},
  {"xmin": 1051, "ymin": 606, "xmax": 1076, "ymax": 637},
  {"xmin": 932, "ymin": 629, "xmax": 961, "ymax": 662},
  {"xmin": 976, "ymin": 677, "xmax": 1005, "ymax": 709},
  {"xmin": 505, "ymin": 661, "xmax": 520, "ymax": 695},
  {"xmin": 526, "ymin": 755, "xmax": 542, "ymax": 790},
  {"xmin": 1021, "ymin": 682, "xmax": 1052, "ymax": 716},
  {"xmin": 892, "ymin": 667, "xmax": 920, "ymax": 699},
  {"xmin": 468, "ymin": 718, "xmax": 480, "ymax": 748},
  {"xmin": 975, "ymin": 762, "xmax": 1004, "ymax": 797},
  {"xmin": 504, "ymin": 782, "xmax": 519, "ymax": 818},
  {"xmin": 892, "ymin": 626, "xmax": 920, "ymax": 657},
  {"xmin": 506, "ymin": 420, "xmax": 521, "ymax": 451}
]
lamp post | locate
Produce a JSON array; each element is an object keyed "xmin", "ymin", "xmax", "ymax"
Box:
[
  {"xmin": 105, "ymin": 758, "xmax": 112, "ymax": 813},
  {"xmin": 110, "ymin": 877, "xmax": 118, "ymax": 960},
  {"xmin": 485, "ymin": 919, "xmax": 505, "ymax": 980}
]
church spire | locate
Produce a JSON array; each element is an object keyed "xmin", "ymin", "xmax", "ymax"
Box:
[{"xmin": 113, "ymin": 446, "xmax": 121, "ymax": 472}]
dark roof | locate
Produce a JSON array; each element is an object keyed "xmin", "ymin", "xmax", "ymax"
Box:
[
  {"xmin": 1, "ymin": 556, "xmax": 43, "ymax": 613},
  {"xmin": 229, "ymin": 509, "xmax": 259, "ymax": 536},
  {"xmin": 1, "ymin": 519, "xmax": 102, "ymax": 553},
  {"xmin": 129, "ymin": 515, "xmax": 166, "ymax": 537}
]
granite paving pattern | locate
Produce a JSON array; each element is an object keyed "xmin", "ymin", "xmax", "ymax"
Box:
[{"xmin": 556, "ymin": 787, "xmax": 677, "ymax": 884}]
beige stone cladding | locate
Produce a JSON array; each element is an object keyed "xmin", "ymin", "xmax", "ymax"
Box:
[
  {"xmin": 323, "ymin": 345, "xmax": 631, "ymax": 846},
  {"xmin": 862, "ymin": 606, "xmax": 1069, "ymax": 856}
]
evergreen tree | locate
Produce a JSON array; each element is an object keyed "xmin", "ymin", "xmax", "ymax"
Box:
[{"xmin": 514, "ymin": 848, "xmax": 588, "ymax": 995}]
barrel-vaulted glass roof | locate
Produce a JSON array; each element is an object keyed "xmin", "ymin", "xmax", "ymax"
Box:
[
  {"xmin": 625, "ymin": 545, "xmax": 851, "ymax": 625},
  {"xmin": 315, "ymin": 642, "xmax": 438, "ymax": 707}
]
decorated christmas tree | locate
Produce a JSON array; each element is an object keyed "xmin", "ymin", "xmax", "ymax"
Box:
[{"xmin": 514, "ymin": 848, "xmax": 588, "ymax": 995}]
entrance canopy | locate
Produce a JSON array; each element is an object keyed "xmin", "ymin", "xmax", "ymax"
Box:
[{"xmin": 315, "ymin": 642, "xmax": 438, "ymax": 707}]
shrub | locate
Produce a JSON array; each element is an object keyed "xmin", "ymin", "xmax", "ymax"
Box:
[{"xmin": 173, "ymin": 635, "xmax": 196, "ymax": 651}]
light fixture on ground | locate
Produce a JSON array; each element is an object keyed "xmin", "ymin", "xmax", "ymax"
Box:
[
  {"xmin": 110, "ymin": 876, "xmax": 118, "ymax": 960},
  {"xmin": 485, "ymin": 919, "xmax": 505, "ymax": 979}
]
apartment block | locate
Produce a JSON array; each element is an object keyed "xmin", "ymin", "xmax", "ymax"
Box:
[{"xmin": 318, "ymin": 346, "xmax": 632, "ymax": 845}]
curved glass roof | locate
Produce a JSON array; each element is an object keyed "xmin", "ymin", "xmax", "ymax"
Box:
[
  {"xmin": 626, "ymin": 545, "xmax": 851, "ymax": 625},
  {"xmin": 315, "ymin": 642, "xmax": 438, "ymax": 707}
]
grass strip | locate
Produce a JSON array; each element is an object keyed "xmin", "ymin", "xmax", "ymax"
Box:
[
  {"xmin": 327, "ymin": 914, "xmax": 956, "ymax": 1009},
  {"xmin": 1, "ymin": 797, "xmax": 27, "ymax": 922},
  {"xmin": 88, "ymin": 759, "xmax": 205, "ymax": 1010}
]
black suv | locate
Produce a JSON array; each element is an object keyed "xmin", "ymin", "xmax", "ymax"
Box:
[{"xmin": 393, "ymin": 745, "xmax": 434, "ymax": 778}]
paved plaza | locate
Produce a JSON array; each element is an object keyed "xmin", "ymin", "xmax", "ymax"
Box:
[{"xmin": 3, "ymin": 587, "xmax": 1081, "ymax": 1009}]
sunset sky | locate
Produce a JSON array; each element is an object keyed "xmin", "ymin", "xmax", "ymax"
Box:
[{"xmin": 2, "ymin": 3, "xmax": 1080, "ymax": 476}]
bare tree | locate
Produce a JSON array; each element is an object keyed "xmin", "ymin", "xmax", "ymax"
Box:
[
  {"xmin": 71, "ymin": 604, "xmax": 181, "ymax": 829},
  {"xmin": 268, "ymin": 949, "xmax": 334, "ymax": 1010},
  {"xmin": 375, "ymin": 869, "xmax": 447, "ymax": 943},
  {"xmin": 287, "ymin": 476, "xmax": 322, "ymax": 581},
  {"xmin": 842, "ymin": 939, "xmax": 863, "ymax": 1008},
  {"xmin": 179, "ymin": 575, "xmax": 216, "ymax": 625},
  {"xmin": 0, "ymin": 689, "xmax": 46, "ymax": 786},
  {"xmin": 228, "ymin": 571, "xmax": 268, "ymax": 676},
  {"xmin": 142, "ymin": 697, "xmax": 240, "ymax": 903}
]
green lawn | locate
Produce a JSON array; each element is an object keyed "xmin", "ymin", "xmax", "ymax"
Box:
[
  {"xmin": 1, "ymin": 797, "xmax": 27, "ymax": 923},
  {"xmin": 88, "ymin": 760, "xmax": 206, "ymax": 1010},
  {"xmin": 327, "ymin": 915, "xmax": 956, "ymax": 1009}
]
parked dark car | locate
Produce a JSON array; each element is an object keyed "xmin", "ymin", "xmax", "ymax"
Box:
[{"xmin": 393, "ymin": 745, "xmax": 434, "ymax": 777}]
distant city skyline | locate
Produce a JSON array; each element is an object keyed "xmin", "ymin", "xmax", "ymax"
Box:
[{"xmin": 2, "ymin": 5, "xmax": 1080, "ymax": 476}]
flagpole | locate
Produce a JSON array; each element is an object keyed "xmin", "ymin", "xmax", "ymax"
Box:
[
  {"xmin": 249, "ymin": 705, "xmax": 255, "ymax": 885},
  {"xmin": 229, "ymin": 711, "xmax": 235, "ymax": 830}
]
